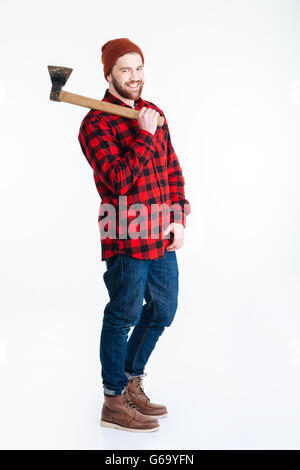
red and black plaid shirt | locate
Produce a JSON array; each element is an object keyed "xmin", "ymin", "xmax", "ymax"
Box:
[{"xmin": 78, "ymin": 89, "xmax": 191, "ymax": 261}]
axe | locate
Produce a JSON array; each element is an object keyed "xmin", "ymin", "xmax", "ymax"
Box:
[{"xmin": 47, "ymin": 65, "xmax": 164, "ymax": 126}]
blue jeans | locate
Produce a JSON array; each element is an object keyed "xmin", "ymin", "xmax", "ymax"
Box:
[{"xmin": 100, "ymin": 251, "xmax": 179, "ymax": 396}]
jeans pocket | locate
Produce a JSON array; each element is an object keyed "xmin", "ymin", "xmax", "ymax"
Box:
[{"xmin": 105, "ymin": 254, "xmax": 125, "ymax": 280}]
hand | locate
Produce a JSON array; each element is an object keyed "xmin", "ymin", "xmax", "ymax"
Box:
[
  {"xmin": 137, "ymin": 107, "xmax": 160, "ymax": 135},
  {"xmin": 163, "ymin": 222, "xmax": 184, "ymax": 251}
]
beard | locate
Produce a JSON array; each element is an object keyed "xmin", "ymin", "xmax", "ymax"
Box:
[{"xmin": 111, "ymin": 73, "xmax": 144, "ymax": 101}]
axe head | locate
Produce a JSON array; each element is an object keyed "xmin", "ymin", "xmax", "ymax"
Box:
[{"xmin": 48, "ymin": 65, "xmax": 73, "ymax": 101}]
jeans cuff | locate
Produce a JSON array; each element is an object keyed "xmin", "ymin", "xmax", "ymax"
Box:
[
  {"xmin": 103, "ymin": 385, "xmax": 127, "ymax": 396},
  {"xmin": 124, "ymin": 371, "xmax": 143, "ymax": 380}
]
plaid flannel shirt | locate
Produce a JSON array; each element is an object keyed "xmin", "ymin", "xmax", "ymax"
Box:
[{"xmin": 78, "ymin": 89, "xmax": 191, "ymax": 261}]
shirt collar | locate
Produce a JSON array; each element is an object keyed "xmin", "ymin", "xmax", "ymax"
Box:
[{"xmin": 102, "ymin": 88, "xmax": 145, "ymax": 110}]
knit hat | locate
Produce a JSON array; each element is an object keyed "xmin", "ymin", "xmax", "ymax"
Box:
[{"xmin": 101, "ymin": 38, "xmax": 144, "ymax": 81}]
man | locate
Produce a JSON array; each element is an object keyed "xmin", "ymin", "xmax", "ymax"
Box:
[{"xmin": 78, "ymin": 38, "xmax": 191, "ymax": 432}]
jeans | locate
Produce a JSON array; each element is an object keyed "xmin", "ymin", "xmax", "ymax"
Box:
[{"xmin": 100, "ymin": 250, "xmax": 179, "ymax": 396}]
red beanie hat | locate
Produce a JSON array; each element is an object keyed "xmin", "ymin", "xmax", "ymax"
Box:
[{"xmin": 101, "ymin": 38, "xmax": 144, "ymax": 82}]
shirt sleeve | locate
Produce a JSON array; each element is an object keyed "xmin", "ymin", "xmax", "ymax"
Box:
[
  {"xmin": 164, "ymin": 115, "xmax": 191, "ymax": 228},
  {"xmin": 78, "ymin": 116, "xmax": 156, "ymax": 195}
]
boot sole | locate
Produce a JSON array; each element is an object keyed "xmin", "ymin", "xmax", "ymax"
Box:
[
  {"xmin": 148, "ymin": 412, "xmax": 168, "ymax": 419},
  {"xmin": 100, "ymin": 419, "xmax": 160, "ymax": 433}
]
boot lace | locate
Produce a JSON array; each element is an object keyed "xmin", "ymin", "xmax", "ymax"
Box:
[
  {"xmin": 124, "ymin": 390, "xmax": 138, "ymax": 411},
  {"xmin": 135, "ymin": 373, "xmax": 150, "ymax": 402}
]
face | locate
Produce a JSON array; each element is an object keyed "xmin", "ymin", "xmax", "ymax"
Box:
[{"xmin": 107, "ymin": 52, "xmax": 145, "ymax": 103}]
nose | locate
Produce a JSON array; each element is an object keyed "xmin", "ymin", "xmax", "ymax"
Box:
[{"xmin": 129, "ymin": 71, "xmax": 139, "ymax": 82}]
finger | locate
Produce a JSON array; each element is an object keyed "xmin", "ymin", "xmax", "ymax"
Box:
[
  {"xmin": 166, "ymin": 246, "xmax": 177, "ymax": 251},
  {"xmin": 167, "ymin": 242, "xmax": 182, "ymax": 251},
  {"xmin": 166, "ymin": 241, "xmax": 178, "ymax": 250}
]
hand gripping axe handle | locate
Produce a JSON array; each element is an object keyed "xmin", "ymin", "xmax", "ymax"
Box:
[{"xmin": 47, "ymin": 65, "xmax": 164, "ymax": 126}]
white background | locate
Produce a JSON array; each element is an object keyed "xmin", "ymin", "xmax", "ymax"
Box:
[{"xmin": 0, "ymin": 0, "xmax": 300, "ymax": 450}]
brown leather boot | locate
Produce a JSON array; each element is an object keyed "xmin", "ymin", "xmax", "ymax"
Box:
[
  {"xmin": 126, "ymin": 373, "xmax": 168, "ymax": 419},
  {"xmin": 100, "ymin": 390, "xmax": 160, "ymax": 432}
]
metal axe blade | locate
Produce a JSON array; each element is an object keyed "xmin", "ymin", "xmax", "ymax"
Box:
[{"xmin": 48, "ymin": 65, "xmax": 73, "ymax": 101}]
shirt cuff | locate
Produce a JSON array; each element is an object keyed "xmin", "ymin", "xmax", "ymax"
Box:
[{"xmin": 136, "ymin": 129, "xmax": 156, "ymax": 153}]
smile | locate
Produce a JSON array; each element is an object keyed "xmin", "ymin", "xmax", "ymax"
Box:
[{"xmin": 126, "ymin": 83, "xmax": 140, "ymax": 89}]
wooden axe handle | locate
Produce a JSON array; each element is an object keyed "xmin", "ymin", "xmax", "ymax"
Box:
[{"xmin": 60, "ymin": 90, "xmax": 165, "ymax": 127}]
